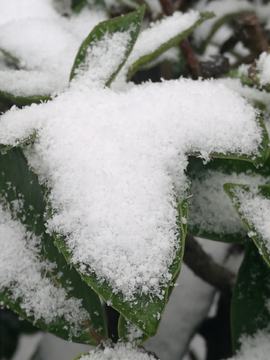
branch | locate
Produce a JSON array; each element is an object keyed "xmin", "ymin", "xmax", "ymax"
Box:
[
  {"xmin": 184, "ymin": 235, "xmax": 236, "ymax": 292},
  {"xmin": 179, "ymin": 38, "xmax": 202, "ymax": 79}
]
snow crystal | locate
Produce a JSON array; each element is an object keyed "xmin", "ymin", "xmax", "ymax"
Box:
[
  {"xmin": 77, "ymin": 342, "xmax": 159, "ymax": 360},
  {"xmin": 189, "ymin": 171, "xmax": 270, "ymax": 239},
  {"xmin": 115, "ymin": 10, "xmax": 200, "ymax": 82},
  {"xmin": 256, "ymin": 51, "xmax": 270, "ymax": 86},
  {"xmin": 231, "ymin": 186, "xmax": 270, "ymax": 252},
  {"xmin": 124, "ymin": 320, "xmax": 144, "ymax": 342},
  {"xmin": 71, "ymin": 30, "xmax": 133, "ymax": 87},
  {"xmin": 0, "ymin": 78, "xmax": 262, "ymax": 301},
  {"xmin": 0, "ymin": 203, "xmax": 89, "ymax": 328},
  {"xmin": 225, "ymin": 330, "xmax": 270, "ymax": 360}
]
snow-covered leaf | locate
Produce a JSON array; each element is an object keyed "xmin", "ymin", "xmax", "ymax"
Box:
[
  {"xmin": 0, "ymin": 90, "xmax": 52, "ymax": 106},
  {"xmin": 124, "ymin": 11, "xmax": 214, "ymax": 81},
  {"xmin": 0, "ymin": 77, "xmax": 265, "ymax": 336},
  {"xmin": 0, "ymin": 148, "xmax": 107, "ymax": 345},
  {"xmin": 187, "ymin": 156, "xmax": 270, "ymax": 243},
  {"xmin": 231, "ymin": 242, "xmax": 270, "ymax": 352},
  {"xmin": 70, "ymin": 7, "xmax": 144, "ymax": 86},
  {"xmin": 224, "ymin": 183, "xmax": 270, "ymax": 266},
  {"xmin": 71, "ymin": 343, "xmax": 160, "ymax": 360},
  {"xmin": 118, "ymin": 316, "xmax": 149, "ymax": 344}
]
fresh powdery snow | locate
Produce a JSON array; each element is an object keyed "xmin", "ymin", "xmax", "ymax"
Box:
[
  {"xmin": 76, "ymin": 343, "xmax": 159, "ymax": 360},
  {"xmin": 0, "ymin": 78, "xmax": 263, "ymax": 301},
  {"xmin": 232, "ymin": 186, "xmax": 270, "ymax": 251},
  {"xmin": 72, "ymin": 31, "xmax": 134, "ymax": 87},
  {"xmin": 189, "ymin": 172, "xmax": 270, "ymax": 239},
  {"xmin": 225, "ymin": 330, "xmax": 270, "ymax": 360},
  {"xmin": 256, "ymin": 51, "xmax": 270, "ymax": 86},
  {"xmin": 115, "ymin": 11, "xmax": 200, "ymax": 82},
  {"xmin": 0, "ymin": 5, "xmax": 106, "ymax": 96},
  {"xmin": 0, "ymin": 203, "xmax": 89, "ymax": 330}
]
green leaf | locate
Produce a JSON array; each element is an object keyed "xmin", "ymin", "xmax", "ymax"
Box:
[
  {"xmin": 126, "ymin": 12, "xmax": 215, "ymax": 80},
  {"xmin": 51, "ymin": 194, "xmax": 187, "ymax": 337},
  {"xmin": 118, "ymin": 315, "xmax": 149, "ymax": 344},
  {"xmin": 231, "ymin": 242, "xmax": 270, "ymax": 352},
  {"xmin": 0, "ymin": 90, "xmax": 52, "ymax": 106},
  {"xmin": 199, "ymin": 11, "xmax": 255, "ymax": 54},
  {"xmin": 187, "ymin": 149, "xmax": 270, "ymax": 243},
  {"xmin": 0, "ymin": 48, "xmax": 19, "ymax": 67},
  {"xmin": 187, "ymin": 116, "xmax": 270, "ymax": 166},
  {"xmin": 69, "ymin": 7, "xmax": 145, "ymax": 86},
  {"xmin": 0, "ymin": 133, "xmax": 36, "ymax": 154},
  {"xmin": 72, "ymin": 0, "xmax": 108, "ymax": 15},
  {"xmin": 224, "ymin": 183, "xmax": 270, "ymax": 266},
  {"xmin": 0, "ymin": 148, "xmax": 107, "ymax": 345}
]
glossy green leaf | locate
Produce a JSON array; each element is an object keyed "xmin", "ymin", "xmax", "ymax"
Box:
[
  {"xmin": 187, "ymin": 146, "xmax": 270, "ymax": 243},
  {"xmin": 127, "ymin": 12, "xmax": 215, "ymax": 80},
  {"xmin": 52, "ymin": 194, "xmax": 187, "ymax": 337},
  {"xmin": 0, "ymin": 133, "xmax": 36, "ymax": 154},
  {"xmin": 0, "ymin": 90, "xmax": 52, "ymax": 106},
  {"xmin": 118, "ymin": 315, "xmax": 149, "ymax": 344},
  {"xmin": 224, "ymin": 183, "xmax": 270, "ymax": 266},
  {"xmin": 0, "ymin": 48, "xmax": 19, "ymax": 67},
  {"xmin": 0, "ymin": 148, "xmax": 107, "ymax": 345},
  {"xmin": 231, "ymin": 242, "xmax": 270, "ymax": 352},
  {"xmin": 72, "ymin": 0, "xmax": 108, "ymax": 15},
  {"xmin": 70, "ymin": 7, "xmax": 144, "ymax": 85},
  {"xmin": 187, "ymin": 116, "xmax": 270, "ymax": 166}
]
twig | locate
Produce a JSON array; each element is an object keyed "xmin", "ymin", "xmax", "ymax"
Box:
[
  {"xmin": 179, "ymin": 39, "xmax": 202, "ymax": 79},
  {"xmin": 184, "ymin": 235, "xmax": 236, "ymax": 292}
]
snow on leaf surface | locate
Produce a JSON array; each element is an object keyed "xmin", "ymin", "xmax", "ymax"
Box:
[
  {"xmin": 113, "ymin": 10, "xmax": 212, "ymax": 82},
  {"xmin": 187, "ymin": 157, "xmax": 270, "ymax": 243},
  {"xmin": 0, "ymin": 203, "xmax": 91, "ymax": 336},
  {"xmin": 72, "ymin": 343, "xmax": 159, "ymax": 360},
  {"xmin": 70, "ymin": 7, "xmax": 144, "ymax": 87},
  {"xmin": 225, "ymin": 330, "xmax": 270, "ymax": 360},
  {"xmin": 224, "ymin": 183, "xmax": 270, "ymax": 266},
  {"xmin": 0, "ymin": 148, "xmax": 107, "ymax": 344},
  {"xmin": 0, "ymin": 4, "xmax": 106, "ymax": 97},
  {"xmin": 0, "ymin": 78, "xmax": 265, "ymax": 333}
]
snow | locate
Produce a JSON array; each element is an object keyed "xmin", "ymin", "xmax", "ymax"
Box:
[
  {"xmin": 145, "ymin": 238, "xmax": 238, "ymax": 360},
  {"xmin": 225, "ymin": 330, "xmax": 270, "ymax": 360},
  {"xmin": 0, "ymin": 4, "xmax": 106, "ymax": 96},
  {"xmin": 76, "ymin": 342, "xmax": 159, "ymax": 360},
  {"xmin": 0, "ymin": 203, "xmax": 90, "ymax": 332},
  {"xmin": 256, "ymin": 51, "xmax": 270, "ymax": 86},
  {"xmin": 71, "ymin": 30, "xmax": 133, "ymax": 87},
  {"xmin": 188, "ymin": 170, "xmax": 270, "ymax": 240},
  {"xmin": 194, "ymin": 0, "xmax": 255, "ymax": 42},
  {"xmin": 115, "ymin": 10, "xmax": 201, "ymax": 82},
  {"xmin": 231, "ymin": 185, "xmax": 270, "ymax": 252},
  {"xmin": 0, "ymin": 78, "xmax": 263, "ymax": 301}
]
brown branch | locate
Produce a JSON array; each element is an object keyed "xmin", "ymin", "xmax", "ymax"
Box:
[
  {"xmin": 179, "ymin": 38, "xmax": 202, "ymax": 79},
  {"xmin": 159, "ymin": 0, "xmax": 173, "ymax": 15},
  {"xmin": 184, "ymin": 235, "xmax": 236, "ymax": 292}
]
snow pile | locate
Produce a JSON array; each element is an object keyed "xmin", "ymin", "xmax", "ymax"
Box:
[
  {"xmin": 0, "ymin": 203, "xmax": 89, "ymax": 329},
  {"xmin": 231, "ymin": 186, "xmax": 270, "ymax": 250},
  {"xmin": 256, "ymin": 51, "xmax": 270, "ymax": 86},
  {"xmin": 0, "ymin": 77, "xmax": 263, "ymax": 301},
  {"xmin": 77, "ymin": 343, "xmax": 159, "ymax": 360},
  {"xmin": 225, "ymin": 330, "xmax": 270, "ymax": 360}
]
